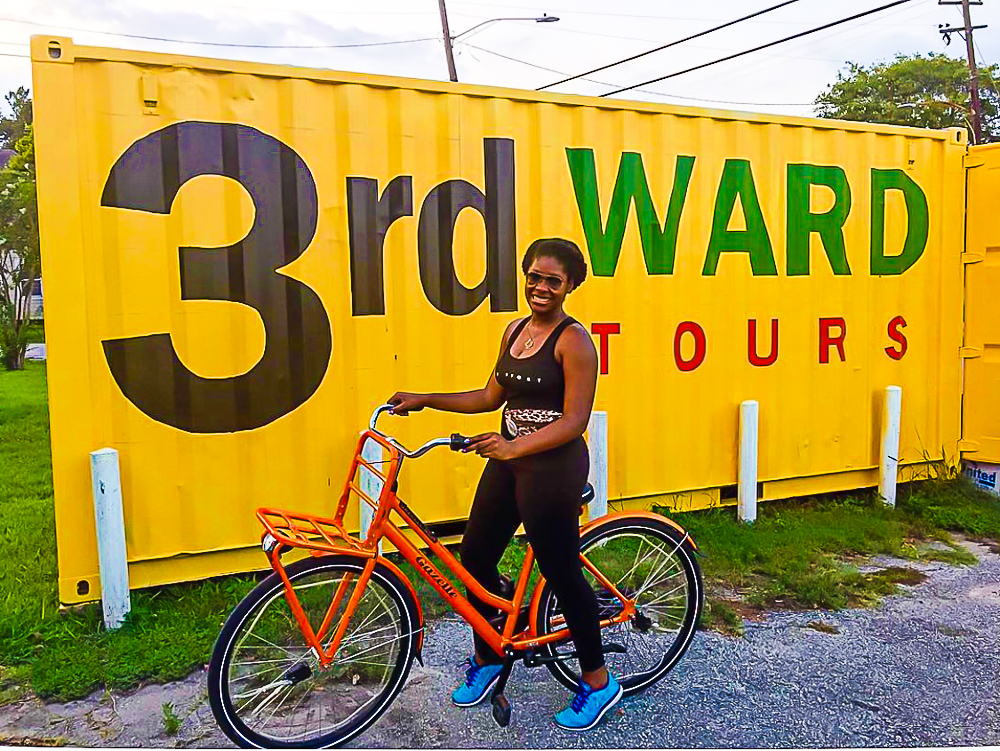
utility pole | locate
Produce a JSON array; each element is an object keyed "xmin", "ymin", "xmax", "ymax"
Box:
[
  {"xmin": 939, "ymin": 0, "xmax": 987, "ymax": 143},
  {"xmin": 437, "ymin": 0, "xmax": 459, "ymax": 83}
]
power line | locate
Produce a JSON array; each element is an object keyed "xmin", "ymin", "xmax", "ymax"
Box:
[
  {"xmin": 938, "ymin": 0, "xmax": 986, "ymax": 142},
  {"xmin": 452, "ymin": 2, "xmax": 783, "ymax": 22},
  {"xmin": 537, "ymin": 0, "xmax": 804, "ymax": 91},
  {"xmin": 450, "ymin": 0, "xmax": 934, "ymax": 24},
  {"xmin": 0, "ymin": 16, "xmax": 437, "ymax": 49},
  {"xmin": 461, "ymin": 42, "xmax": 815, "ymax": 107},
  {"xmin": 602, "ymin": 0, "xmax": 919, "ymax": 97},
  {"xmin": 160, "ymin": 2, "xmax": 443, "ymax": 16},
  {"xmin": 683, "ymin": 0, "xmax": 937, "ymax": 98},
  {"xmin": 973, "ymin": 39, "xmax": 998, "ymax": 93},
  {"xmin": 959, "ymin": 4, "xmax": 997, "ymax": 99},
  {"xmin": 540, "ymin": 22, "xmax": 850, "ymax": 64}
]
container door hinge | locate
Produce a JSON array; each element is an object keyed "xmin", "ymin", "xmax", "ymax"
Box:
[
  {"xmin": 141, "ymin": 74, "xmax": 159, "ymax": 114},
  {"xmin": 958, "ymin": 439, "xmax": 981, "ymax": 453},
  {"xmin": 961, "ymin": 346, "xmax": 983, "ymax": 359}
]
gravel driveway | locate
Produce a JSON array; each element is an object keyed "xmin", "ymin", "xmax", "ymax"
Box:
[{"xmin": 3, "ymin": 537, "xmax": 998, "ymax": 748}]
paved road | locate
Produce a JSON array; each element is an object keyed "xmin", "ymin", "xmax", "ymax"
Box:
[{"xmin": 3, "ymin": 538, "xmax": 998, "ymax": 748}]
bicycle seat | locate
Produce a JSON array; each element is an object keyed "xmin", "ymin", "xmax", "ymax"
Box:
[{"xmin": 580, "ymin": 483, "xmax": 595, "ymax": 506}]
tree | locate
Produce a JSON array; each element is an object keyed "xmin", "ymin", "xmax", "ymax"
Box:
[
  {"xmin": 0, "ymin": 124, "xmax": 39, "ymax": 370},
  {"xmin": 0, "ymin": 87, "xmax": 32, "ymax": 150},
  {"xmin": 814, "ymin": 53, "xmax": 1000, "ymax": 143}
]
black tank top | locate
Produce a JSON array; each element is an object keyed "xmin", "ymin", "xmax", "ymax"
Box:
[{"xmin": 495, "ymin": 316, "xmax": 578, "ymax": 440}]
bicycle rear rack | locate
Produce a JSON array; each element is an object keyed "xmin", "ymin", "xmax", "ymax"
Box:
[{"xmin": 256, "ymin": 508, "xmax": 373, "ymax": 558}]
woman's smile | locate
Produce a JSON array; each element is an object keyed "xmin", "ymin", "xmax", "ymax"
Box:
[{"xmin": 524, "ymin": 255, "xmax": 570, "ymax": 313}]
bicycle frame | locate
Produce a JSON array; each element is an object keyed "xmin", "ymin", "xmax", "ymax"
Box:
[{"xmin": 256, "ymin": 428, "xmax": 636, "ymax": 670}]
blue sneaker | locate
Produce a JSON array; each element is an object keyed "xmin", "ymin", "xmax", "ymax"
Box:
[
  {"xmin": 553, "ymin": 673, "xmax": 623, "ymax": 731},
  {"xmin": 451, "ymin": 657, "xmax": 504, "ymax": 707}
]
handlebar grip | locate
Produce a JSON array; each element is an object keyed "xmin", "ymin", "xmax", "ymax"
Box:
[{"xmin": 450, "ymin": 433, "xmax": 472, "ymax": 451}]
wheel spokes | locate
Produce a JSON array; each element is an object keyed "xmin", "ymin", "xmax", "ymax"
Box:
[
  {"xmin": 226, "ymin": 569, "xmax": 406, "ymax": 743},
  {"xmin": 549, "ymin": 529, "xmax": 695, "ymax": 684}
]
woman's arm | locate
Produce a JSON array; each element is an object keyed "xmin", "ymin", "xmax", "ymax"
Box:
[
  {"xmin": 466, "ymin": 323, "xmax": 597, "ymax": 459},
  {"xmin": 388, "ymin": 319, "xmax": 521, "ymax": 415}
]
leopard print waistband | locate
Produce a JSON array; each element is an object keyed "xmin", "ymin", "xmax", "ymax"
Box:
[{"xmin": 504, "ymin": 408, "xmax": 562, "ymax": 438}]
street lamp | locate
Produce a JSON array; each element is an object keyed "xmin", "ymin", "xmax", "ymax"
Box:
[
  {"xmin": 453, "ymin": 14, "xmax": 560, "ymax": 42},
  {"xmin": 436, "ymin": 2, "xmax": 559, "ymax": 83}
]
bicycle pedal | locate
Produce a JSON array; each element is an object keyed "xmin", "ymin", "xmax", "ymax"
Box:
[{"xmin": 491, "ymin": 694, "xmax": 512, "ymax": 727}]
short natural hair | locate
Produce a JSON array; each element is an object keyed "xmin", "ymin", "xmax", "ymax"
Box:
[{"xmin": 521, "ymin": 238, "xmax": 588, "ymax": 290}]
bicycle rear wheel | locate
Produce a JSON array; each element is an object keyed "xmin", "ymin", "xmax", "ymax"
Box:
[
  {"xmin": 533, "ymin": 515, "xmax": 703, "ymax": 697},
  {"xmin": 208, "ymin": 555, "xmax": 419, "ymax": 748}
]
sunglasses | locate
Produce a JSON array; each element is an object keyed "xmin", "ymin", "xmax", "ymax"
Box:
[{"xmin": 525, "ymin": 271, "xmax": 567, "ymax": 291}]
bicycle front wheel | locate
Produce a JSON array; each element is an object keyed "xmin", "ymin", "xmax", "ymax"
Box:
[
  {"xmin": 533, "ymin": 515, "xmax": 703, "ymax": 697},
  {"xmin": 208, "ymin": 555, "xmax": 419, "ymax": 748}
]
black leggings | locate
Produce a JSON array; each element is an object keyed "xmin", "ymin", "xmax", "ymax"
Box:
[{"xmin": 459, "ymin": 438, "xmax": 604, "ymax": 673}]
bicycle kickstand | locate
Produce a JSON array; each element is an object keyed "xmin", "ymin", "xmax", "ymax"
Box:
[{"xmin": 489, "ymin": 656, "xmax": 516, "ymax": 728}]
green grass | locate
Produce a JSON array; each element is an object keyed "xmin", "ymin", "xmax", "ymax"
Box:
[
  {"xmin": 0, "ymin": 364, "xmax": 264, "ymax": 701},
  {"xmin": 2, "ymin": 362, "xmax": 1000, "ymax": 700},
  {"xmin": 659, "ymin": 480, "xmax": 1000, "ymax": 629}
]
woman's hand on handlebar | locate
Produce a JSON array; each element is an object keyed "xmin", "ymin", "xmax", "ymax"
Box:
[
  {"xmin": 388, "ymin": 392, "xmax": 427, "ymax": 416},
  {"xmin": 463, "ymin": 432, "xmax": 518, "ymax": 461}
]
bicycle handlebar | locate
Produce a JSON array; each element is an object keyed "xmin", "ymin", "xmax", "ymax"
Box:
[{"xmin": 368, "ymin": 404, "xmax": 472, "ymax": 459}]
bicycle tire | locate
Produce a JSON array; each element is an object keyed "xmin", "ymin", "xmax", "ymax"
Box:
[
  {"xmin": 532, "ymin": 515, "xmax": 703, "ymax": 697},
  {"xmin": 208, "ymin": 555, "xmax": 419, "ymax": 748}
]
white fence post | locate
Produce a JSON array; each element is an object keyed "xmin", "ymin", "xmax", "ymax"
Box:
[
  {"xmin": 359, "ymin": 434, "xmax": 384, "ymax": 554},
  {"xmin": 90, "ymin": 448, "xmax": 130, "ymax": 630},
  {"xmin": 880, "ymin": 386, "xmax": 902, "ymax": 507},
  {"xmin": 587, "ymin": 411, "xmax": 609, "ymax": 521},
  {"xmin": 739, "ymin": 401, "xmax": 759, "ymax": 524}
]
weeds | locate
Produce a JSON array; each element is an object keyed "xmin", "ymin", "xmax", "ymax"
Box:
[
  {"xmin": 662, "ymin": 474, "xmax": 1000, "ymax": 624},
  {"xmin": 700, "ymin": 598, "xmax": 744, "ymax": 636},
  {"xmin": 161, "ymin": 701, "xmax": 181, "ymax": 736},
  {"xmin": 806, "ymin": 621, "xmax": 840, "ymax": 634},
  {"xmin": 0, "ymin": 735, "xmax": 67, "ymax": 747},
  {"xmin": 0, "ymin": 664, "xmax": 30, "ymax": 706}
]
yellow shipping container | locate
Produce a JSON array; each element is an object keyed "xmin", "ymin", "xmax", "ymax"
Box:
[{"xmin": 31, "ymin": 37, "xmax": 965, "ymax": 604}]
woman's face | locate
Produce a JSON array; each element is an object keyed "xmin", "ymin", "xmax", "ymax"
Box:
[{"xmin": 524, "ymin": 254, "xmax": 572, "ymax": 315}]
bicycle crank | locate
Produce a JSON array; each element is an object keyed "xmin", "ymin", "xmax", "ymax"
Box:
[{"xmin": 522, "ymin": 642, "xmax": 626, "ymax": 668}]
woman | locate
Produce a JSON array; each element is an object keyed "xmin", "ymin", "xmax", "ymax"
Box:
[{"xmin": 389, "ymin": 237, "xmax": 621, "ymax": 731}]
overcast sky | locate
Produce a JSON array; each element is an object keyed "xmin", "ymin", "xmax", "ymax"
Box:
[{"xmin": 2, "ymin": 0, "xmax": 999, "ymax": 119}]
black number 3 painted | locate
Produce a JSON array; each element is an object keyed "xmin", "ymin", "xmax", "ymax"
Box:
[{"xmin": 100, "ymin": 122, "xmax": 332, "ymax": 433}]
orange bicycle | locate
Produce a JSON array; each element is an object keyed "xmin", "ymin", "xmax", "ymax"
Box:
[{"xmin": 208, "ymin": 405, "xmax": 703, "ymax": 748}]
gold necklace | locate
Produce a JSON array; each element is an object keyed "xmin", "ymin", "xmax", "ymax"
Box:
[{"xmin": 524, "ymin": 316, "xmax": 562, "ymax": 350}]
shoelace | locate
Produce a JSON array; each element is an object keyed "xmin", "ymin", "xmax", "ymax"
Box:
[
  {"xmin": 458, "ymin": 657, "xmax": 489, "ymax": 687},
  {"xmin": 570, "ymin": 680, "xmax": 596, "ymax": 713}
]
